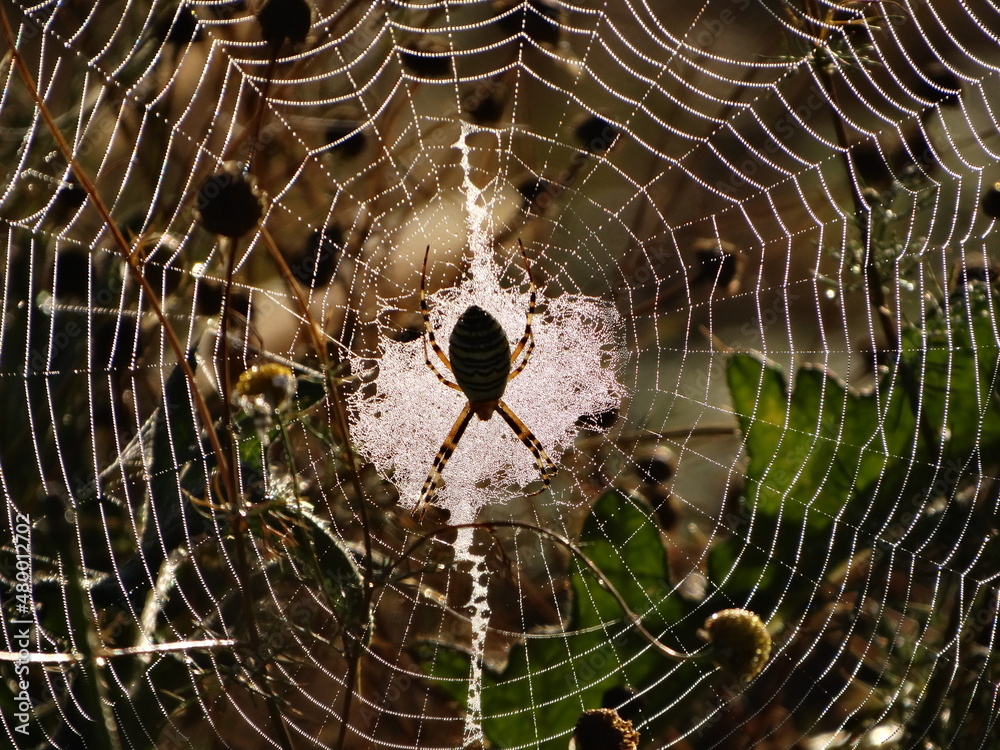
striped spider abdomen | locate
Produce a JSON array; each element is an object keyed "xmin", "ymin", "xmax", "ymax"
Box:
[{"xmin": 448, "ymin": 305, "xmax": 512, "ymax": 415}]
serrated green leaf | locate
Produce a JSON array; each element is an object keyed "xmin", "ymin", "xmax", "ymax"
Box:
[
  {"xmin": 904, "ymin": 285, "xmax": 1000, "ymax": 456},
  {"xmin": 712, "ymin": 285, "xmax": 1000, "ymax": 605}
]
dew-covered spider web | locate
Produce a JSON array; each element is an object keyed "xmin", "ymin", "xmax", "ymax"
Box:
[{"xmin": 1, "ymin": 1, "xmax": 999, "ymax": 748}]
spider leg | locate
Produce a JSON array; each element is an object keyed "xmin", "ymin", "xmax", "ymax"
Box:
[
  {"xmin": 508, "ymin": 239, "xmax": 537, "ymax": 377},
  {"xmin": 496, "ymin": 400, "xmax": 556, "ymax": 496},
  {"xmin": 508, "ymin": 330, "xmax": 535, "ymax": 381},
  {"xmin": 415, "ymin": 403, "xmax": 474, "ymax": 516},
  {"xmin": 421, "ymin": 245, "xmax": 462, "ymax": 392}
]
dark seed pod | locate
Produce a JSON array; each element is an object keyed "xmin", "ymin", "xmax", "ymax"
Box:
[
  {"xmin": 378, "ymin": 309, "xmax": 424, "ymax": 343},
  {"xmin": 627, "ymin": 486, "xmax": 678, "ymax": 533},
  {"xmin": 400, "ymin": 43, "xmax": 452, "ymax": 77},
  {"xmin": 634, "ymin": 444, "xmax": 675, "ymax": 484},
  {"xmin": 860, "ymin": 187, "xmax": 883, "ymax": 207},
  {"xmin": 228, "ymin": 290, "xmax": 252, "ymax": 321},
  {"xmin": 390, "ymin": 326, "xmax": 423, "ymax": 343},
  {"xmin": 951, "ymin": 251, "xmax": 995, "ymax": 290},
  {"xmin": 572, "ymin": 708, "xmax": 639, "ymax": 750},
  {"xmin": 141, "ymin": 234, "xmax": 184, "ymax": 299},
  {"xmin": 463, "ymin": 86, "xmax": 506, "ymax": 124},
  {"xmin": 52, "ymin": 245, "xmax": 93, "ymax": 300},
  {"xmin": 196, "ymin": 162, "xmax": 263, "ymax": 238},
  {"xmin": 600, "ymin": 685, "xmax": 643, "ymax": 725},
  {"xmin": 649, "ymin": 485, "xmax": 679, "ymax": 532},
  {"xmin": 856, "ymin": 337, "xmax": 890, "ymax": 378},
  {"xmin": 195, "ymin": 278, "xmax": 251, "ymax": 320},
  {"xmin": 38, "ymin": 494, "xmax": 68, "ymax": 537},
  {"xmin": 981, "ymin": 182, "xmax": 1000, "ymax": 219},
  {"xmin": 292, "ymin": 225, "xmax": 342, "ymax": 287},
  {"xmin": 851, "ymin": 140, "xmax": 892, "ymax": 191},
  {"xmin": 257, "ymin": 0, "xmax": 312, "ymax": 47},
  {"xmin": 916, "ymin": 61, "xmax": 961, "ymax": 107},
  {"xmin": 47, "ymin": 179, "xmax": 88, "ymax": 226},
  {"xmin": 517, "ymin": 177, "xmax": 556, "ymax": 205},
  {"xmin": 897, "ymin": 128, "xmax": 937, "ymax": 180},
  {"xmin": 497, "ymin": 0, "xmax": 561, "ymax": 46},
  {"xmin": 577, "ymin": 407, "xmax": 618, "ymax": 431},
  {"xmin": 721, "ymin": 475, "xmax": 746, "ymax": 532},
  {"xmin": 194, "ymin": 276, "xmax": 224, "ymax": 317},
  {"xmin": 325, "ymin": 121, "xmax": 366, "ymax": 157},
  {"xmin": 155, "ymin": 7, "xmax": 201, "ymax": 44},
  {"xmin": 574, "ymin": 114, "xmax": 619, "ymax": 153},
  {"xmin": 693, "ymin": 239, "xmax": 744, "ymax": 293},
  {"xmin": 94, "ymin": 312, "xmax": 140, "ymax": 374}
]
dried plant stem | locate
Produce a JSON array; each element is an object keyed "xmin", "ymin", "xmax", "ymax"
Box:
[
  {"xmin": 57, "ymin": 510, "xmax": 123, "ymax": 750},
  {"xmin": 249, "ymin": 89, "xmax": 373, "ymax": 750},
  {"xmin": 0, "ymin": 9, "xmax": 299, "ymax": 747},
  {"xmin": 0, "ymin": 5, "xmax": 231, "ymax": 486},
  {"xmin": 216, "ymin": 237, "xmax": 298, "ymax": 750},
  {"xmin": 801, "ymin": 0, "xmax": 939, "ymax": 458},
  {"xmin": 393, "ymin": 520, "xmax": 694, "ymax": 663},
  {"xmin": 257, "ymin": 222, "xmax": 376, "ymax": 750}
]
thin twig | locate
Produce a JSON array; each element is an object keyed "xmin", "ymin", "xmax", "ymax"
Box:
[
  {"xmin": 391, "ymin": 520, "xmax": 694, "ymax": 663},
  {"xmin": 0, "ymin": 5, "xmax": 232, "ymax": 484},
  {"xmin": 803, "ymin": 0, "xmax": 939, "ymax": 457}
]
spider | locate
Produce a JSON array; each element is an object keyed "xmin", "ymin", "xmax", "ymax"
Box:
[{"xmin": 416, "ymin": 240, "xmax": 557, "ymax": 515}]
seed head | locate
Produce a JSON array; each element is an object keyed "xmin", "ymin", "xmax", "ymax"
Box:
[
  {"xmin": 572, "ymin": 708, "xmax": 639, "ymax": 750},
  {"xmin": 699, "ymin": 608, "xmax": 771, "ymax": 682},
  {"xmin": 235, "ymin": 363, "xmax": 296, "ymax": 420},
  {"xmin": 197, "ymin": 162, "xmax": 263, "ymax": 239}
]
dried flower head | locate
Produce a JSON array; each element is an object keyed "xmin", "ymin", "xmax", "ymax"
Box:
[
  {"xmin": 197, "ymin": 162, "xmax": 263, "ymax": 239},
  {"xmin": 699, "ymin": 608, "xmax": 771, "ymax": 682},
  {"xmin": 235, "ymin": 363, "xmax": 296, "ymax": 421},
  {"xmin": 572, "ymin": 708, "xmax": 639, "ymax": 750},
  {"xmin": 257, "ymin": 0, "xmax": 311, "ymax": 47}
]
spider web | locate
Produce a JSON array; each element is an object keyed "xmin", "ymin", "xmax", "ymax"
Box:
[{"xmin": 1, "ymin": 1, "xmax": 998, "ymax": 748}]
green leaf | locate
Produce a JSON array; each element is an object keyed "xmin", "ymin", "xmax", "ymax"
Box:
[
  {"xmin": 711, "ymin": 285, "xmax": 1000, "ymax": 605},
  {"xmin": 427, "ymin": 491, "xmax": 693, "ymax": 749},
  {"xmin": 724, "ymin": 353, "xmax": 915, "ymax": 533},
  {"xmin": 903, "ymin": 285, "xmax": 1000, "ymax": 457},
  {"xmin": 149, "ymin": 349, "xmax": 203, "ymax": 515},
  {"xmin": 292, "ymin": 504, "xmax": 368, "ymax": 636}
]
